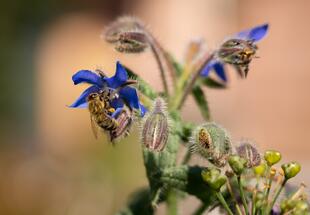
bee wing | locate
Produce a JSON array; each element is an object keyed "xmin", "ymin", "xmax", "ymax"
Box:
[{"xmin": 90, "ymin": 115, "xmax": 99, "ymax": 139}]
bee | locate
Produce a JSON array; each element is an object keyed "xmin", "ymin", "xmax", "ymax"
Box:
[
  {"xmin": 87, "ymin": 74, "xmax": 137, "ymax": 141},
  {"xmin": 218, "ymin": 38, "xmax": 258, "ymax": 77}
]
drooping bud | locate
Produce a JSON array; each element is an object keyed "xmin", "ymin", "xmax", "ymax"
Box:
[
  {"xmin": 228, "ymin": 155, "xmax": 247, "ymax": 175},
  {"xmin": 281, "ymin": 162, "xmax": 301, "ymax": 180},
  {"xmin": 264, "ymin": 150, "xmax": 282, "ymax": 166},
  {"xmin": 141, "ymin": 98, "xmax": 169, "ymax": 152},
  {"xmin": 190, "ymin": 122, "xmax": 232, "ymax": 167},
  {"xmin": 201, "ymin": 168, "xmax": 227, "ymax": 191},
  {"xmin": 217, "ymin": 38, "xmax": 257, "ymax": 78},
  {"xmin": 104, "ymin": 16, "xmax": 150, "ymax": 53},
  {"xmin": 236, "ymin": 140, "xmax": 261, "ymax": 168}
]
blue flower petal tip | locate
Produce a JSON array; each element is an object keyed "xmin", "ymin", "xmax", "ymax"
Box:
[
  {"xmin": 72, "ymin": 70, "xmax": 104, "ymax": 86},
  {"xmin": 238, "ymin": 23, "xmax": 269, "ymax": 42}
]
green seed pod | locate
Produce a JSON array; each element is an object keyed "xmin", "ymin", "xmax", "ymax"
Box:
[
  {"xmin": 264, "ymin": 150, "xmax": 282, "ymax": 166},
  {"xmin": 201, "ymin": 168, "xmax": 227, "ymax": 191},
  {"xmin": 281, "ymin": 162, "xmax": 301, "ymax": 180},
  {"xmin": 190, "ymin": 122, "xmax": 232, "ymax": 167},
  {"xmin": 236, "ymin": 141, "xmax": 261, "ymax": 168},
  {"xmin": 228, "ymin": 155, "xmax": 247, "ymax": 175},
  {"xmin": 141, "ymin": 97, "xmax": 169, "ymax": 152}
]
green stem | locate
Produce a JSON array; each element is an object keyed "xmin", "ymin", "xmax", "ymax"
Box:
[
  {"xmin": 167, "ymin": 190, "xmax": 178, "ymax": 215},
  {"xmin": 182, "ymin": 150, "xmax": 192, "ymax": 164},
  {"xmin": 176, "ymin": 53, "xmax": 214, "ymax": 110},
  {"xmin": 265, "ymin": 179, "xmax": 287, "ymax": 215},
  {"xmin": 227, "ymin": 179, "xmax": 243, "ymax": 215},
  {"xmin": 192, "ymin": 203, "xmax": 208, "ymax": 215},
  {"xmin": 237, "ymin": 175, "xmax": 249, "ymax": 215},
  {"xmin": 252, "ymin": 178, "xmax": 259, "ymax": 215},
  {"xmin": 215, "ymin": 192, "xmax": 234, "ymax": 215}
]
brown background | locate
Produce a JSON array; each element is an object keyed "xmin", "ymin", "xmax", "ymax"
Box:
[{"xmin": 1, "ymin": 0, "xmax": 310, "ymax": 214}]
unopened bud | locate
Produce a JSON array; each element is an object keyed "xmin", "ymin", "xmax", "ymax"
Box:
[
  {"xmin": 141, "ymin": 98, "xmax": 169, "ymax": 152},
  {"xmin": 201, "ymin": 168, "xmax": 227, "ymax": 191},
  {"xmin": 264, "ymin": 150, "xmax": 281, "ymax": 166},
  {"xmin": 114, "ymin": 31, "xmax": 149, "ymax": 53},
  {"xmin": 254, "ymin": 163, "xmax": 267, "ymax": 176},
  {"xmin": 236, "ymin": 141, "xmax": 261, "ymax": 168},
  {"xmin": 104, "ymin": 16, "xmax": 150, "ymax": 53},
  {"xmin": 281, "ymin": 162, "xmax": 301, "ymax": 180},
  {"xmin": 228, "ymin": 155, "xmax": 247, "ymax": 175},
  {"xmin": 190, "ymin": 123, "xmax": 232, "ymax": 167}
]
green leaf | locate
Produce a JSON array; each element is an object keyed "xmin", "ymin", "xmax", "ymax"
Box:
[
  {"xmin": 124, "ymin": 66, "xmax": 158, "ymax": 99},
  {"xmin": 201, "ymin": 77, "xmax": 227, "ymax": 89},
  {"xmin": 192, "ymin": 86, "xmax": 211, "ymax": 120}
]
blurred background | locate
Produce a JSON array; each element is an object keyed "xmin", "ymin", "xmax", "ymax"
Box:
[{"xmin": 1, "ymin": 0, "xmax": 310, "ymax": 214}]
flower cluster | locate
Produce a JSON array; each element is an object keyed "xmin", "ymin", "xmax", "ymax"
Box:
[{"xmin": 68, "ymin": 16, "xmax": 309, "ymax": 215}]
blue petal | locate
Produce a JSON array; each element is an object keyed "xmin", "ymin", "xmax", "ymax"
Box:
[
  {"xmin": 72, "ymin": 70, "xmax": 104, "ymax": 87},
  {"xmin": 201, "ymin": 60, "xmax": 227, "ymax": 81},
  {"xmin": 69, "ymin": 85, "xmax": 100, "ymax": 108},
  {"xmin": 139, "ymin": 104, "xmax": 147, "ymax": 117},
  {"xmin": 237, "ymin": 24, "xmax": 269, "ymax": 42},
  {"xmin": 110, "ymin": 97, "xmax": 124, "ymax": 109},
  {"xmin": 104, "ymin": 61, "xmax": 128, "ymax": 88},
  {"xmin": 213, "ymin": 62, "xmax": 227, "ymax": 82},
  {"xmin": 119, "ymin": 86, "xmax": 140, "ymax": 109}
]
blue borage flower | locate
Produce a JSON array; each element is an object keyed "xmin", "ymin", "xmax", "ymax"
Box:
[
  {"xmin": 69, "ymin": 61, "xmax": 146, "ymax": 117},
  {"xmin": 201, "ymin": 24, "xmax": 269, "ymax": 82}
]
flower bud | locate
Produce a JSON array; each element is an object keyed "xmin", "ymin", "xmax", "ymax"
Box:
[
  {"xmin": 236, "ymin": 141, "xmax": 261, "ymax": 168},
  {"xmin": 255, "ymin": 191, "xmax": 265, "ymax": 209},
  {"xmin": 264, "ymin": 150, "xmax": 282, "ymax": 166},
  {"xmin": 114, "ymin": 31, "xmax": 149, "ymax": 53},
  {"xmin": 281, "ymin": 162, "xmax": 301, "ymax": 180},
  {"xmin": 228, "ymin": 155, "xmax": 247, "ymax": 175},
  {"xmin": 254, "ymin": 163, "xmax": 267, "ymax": 176},
  {"xmin": 190, "ymin": 122, "xmax": 232, "ymax": 167},
  {"xmin": 104, "ymin": 16, "xmax": 150, "ymax": 54},
  {"xmin": 201, "ymin": 168, "xmax": 227, "ymax": 191},
  {"xmin": 141, "ymin": 98, "xmax": 169, "ymax": 152}
]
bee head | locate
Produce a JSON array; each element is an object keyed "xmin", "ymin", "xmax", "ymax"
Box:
[{"xmin": 87, "ymin": 93, "xmax": 100, "ymax": 101}]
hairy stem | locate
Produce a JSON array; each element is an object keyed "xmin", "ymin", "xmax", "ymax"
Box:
[
  {"xmin": 182, "ymin": 150, "xmax": 192, "ymax": 164},
  {"xmin": 171, "ymin": 53, "xmax": 214, "ymax": 110},
  {"xmin": 167, "ymin": 190, "xmax": 178, "ymax": 215},
  {"xmin": 150, "ymin": 44, "xmax": 170, "ymax": 96}
]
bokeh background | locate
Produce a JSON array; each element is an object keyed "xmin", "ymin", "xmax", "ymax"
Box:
[{"xmin": 1, "ymin": 0, "xmax": 310, "ymax": 214}]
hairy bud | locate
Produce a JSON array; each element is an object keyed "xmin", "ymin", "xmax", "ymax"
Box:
[
  {"xmin": 190, "ymin": 122, "xmax": 232, "ymax": 167},
  {"xmin": 236, "ymin": 140, "xmax": 261, "ymax": 168},
  {"xmin": 141, "ymin": 98, "xmax": 169, "ymax": 152},
  {"xmin": 104, "ymin": 16, "xmax": 150, "ymax": 53}
]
